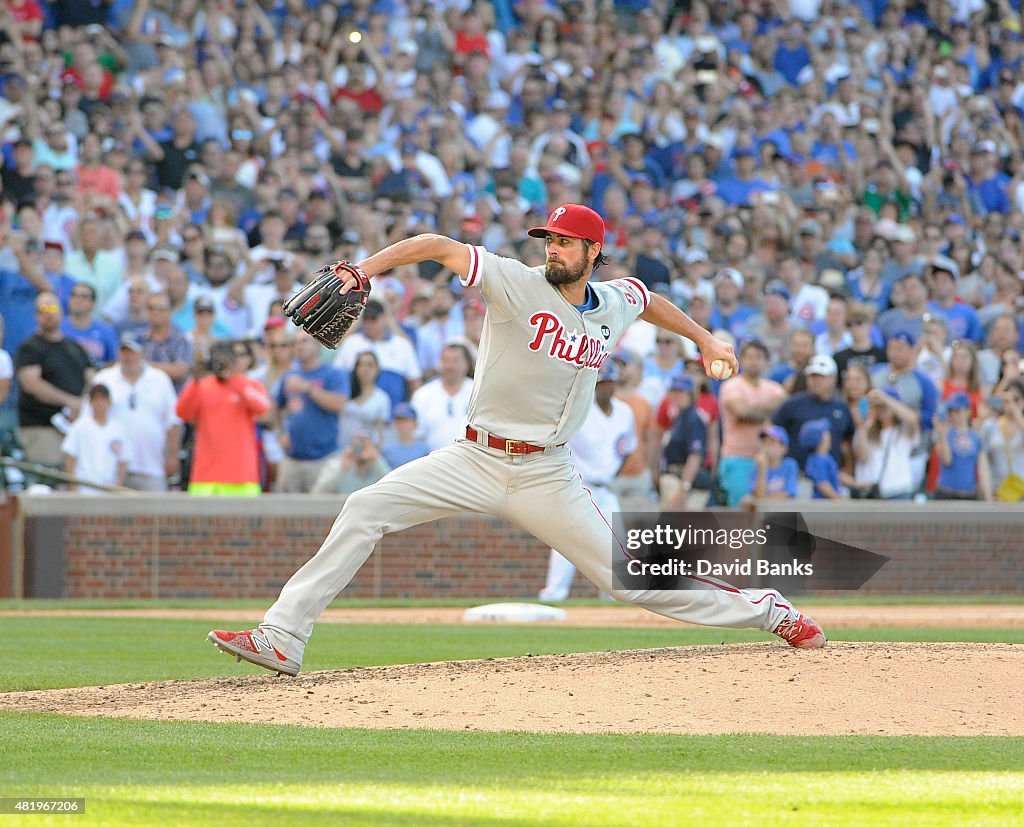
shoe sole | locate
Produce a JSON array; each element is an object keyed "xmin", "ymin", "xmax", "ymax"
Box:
[{"xmin": 207, "ymin": 631, "xmax": 299, "ymax": 676}]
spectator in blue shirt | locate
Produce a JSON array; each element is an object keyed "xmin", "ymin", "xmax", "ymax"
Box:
[
  {"xmin": 773, "ymin": 22, "xmax": 811, "ymax": 86},
  {"xmin": 746, "ymin": 425, "xmax": 799, "ymax": 503},
  {"xmin": 877, "ymin": 272, "xmax": 930, "ymax": 344},
  {"xmin": 381, "ymin": 403, "xmax": 430, "ymax": 469},
  {"xmin": 60, "ymin": 283, "xmax": 118, "ymax": 367},
  {"xmin": 965, "ymin": 141, "xmax": 1011, "ymax": 215},
  {"xmin": 773, "ymin": 354, "xmax": 856, "ymax": 468},
  {"xmin": 275, "ymin": 330, "xmax": 350, "ymax": 493},
  {"xmin": 716, "ymin": 146, "xmax": 776, "ymax": 207},
  {"xmin": 800, "ymin": 419, "xmax": 847, "ymax": 499},
  {"xmin": 661, "ymin": 373, "xmax": 707, "ymax": 509},
  {"xmin": 708, "ymin": 268, "xmax": 757, "ymax": 338},
  {"xmin": 925, "ymin": 256, "xmax": 984, "ymax": 343},
  {"xmin": 933, "ymin": 393, "xmax": 993, "ymax": 501}
]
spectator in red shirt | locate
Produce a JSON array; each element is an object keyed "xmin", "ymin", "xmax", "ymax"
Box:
[
  {"xmin": 176, "ymin": 341, "xmax": 271, "ymax": 495},
  {"xmin": 76, "ymin": 132, "xmax": 121, "ymax": 204},
  {"xmin": 333, "ymin": 64, "xmax": 383, "ymax": 113},
  {"xmin": 453, "ymin": 7, "xmax": 490, "ymax": 72},
  {"xmin": 8, "ymin": 0, "xmax": 44, "ymax": 42}
]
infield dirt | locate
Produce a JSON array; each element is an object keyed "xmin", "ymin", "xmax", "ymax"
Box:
[{"xmin": 2, "ymin": 641, "xmax": 1020, "ymax": 736}]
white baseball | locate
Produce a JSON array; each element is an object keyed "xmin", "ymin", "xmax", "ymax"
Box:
[{"xmin": 709, "ymin": 359, "xmax": 734, "ymax": 380}]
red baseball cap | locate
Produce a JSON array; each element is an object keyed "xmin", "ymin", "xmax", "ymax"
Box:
[{"xmin": 528, "ymin": 204, "xmax": 605, "ymax": 245}]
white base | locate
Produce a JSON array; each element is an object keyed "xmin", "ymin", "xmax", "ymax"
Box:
[{"xmin": 463, "ymin": 602, "xmax": 568, "ymax": 623}]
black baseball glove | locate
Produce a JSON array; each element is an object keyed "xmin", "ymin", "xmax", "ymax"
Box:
[{"xmin": 283, "ymin": 260, "xmax": 371, "ymax": 348}]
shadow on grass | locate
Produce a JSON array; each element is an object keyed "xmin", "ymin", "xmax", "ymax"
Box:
[{"xmin": 3, "ymin": 713, "xmax": 1024, "ymax": 790}]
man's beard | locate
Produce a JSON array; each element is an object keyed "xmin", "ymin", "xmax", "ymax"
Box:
[{"xmin": 545, "ymin": 258, "xmax": 587, "ymax": 286}]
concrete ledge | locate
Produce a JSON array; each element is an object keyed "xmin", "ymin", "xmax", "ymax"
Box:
[{"xmin": 15, "ymin": 492, "xmax": 350, "ymax": 519}]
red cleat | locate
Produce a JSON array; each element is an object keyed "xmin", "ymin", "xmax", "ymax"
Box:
[
  {"xmin": 208, "ymin": 628, "xmax": 300, "ymax": 676},
  {"xmin": 772, "ymin": 612, "xmax": 827, "ymax": 649}
]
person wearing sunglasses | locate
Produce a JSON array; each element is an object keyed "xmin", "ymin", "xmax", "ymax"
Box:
[{"xmin": 13, "ymin": 291, "xmax": 93, "ymax": 467}]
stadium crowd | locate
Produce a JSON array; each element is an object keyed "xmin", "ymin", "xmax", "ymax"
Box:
[{"xmin": 1, "ymin": 0, "xmax": 1024, "ymax": 503}]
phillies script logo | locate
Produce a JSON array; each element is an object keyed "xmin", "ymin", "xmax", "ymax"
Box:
[{"xmin": 527, "ymin": 312, "xmax": 610, "ymax": 369}]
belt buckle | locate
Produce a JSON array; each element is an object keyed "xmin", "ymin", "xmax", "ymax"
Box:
[{"xmin": 505, "ymin": 439, "xmax": 528, "ymax": 455}]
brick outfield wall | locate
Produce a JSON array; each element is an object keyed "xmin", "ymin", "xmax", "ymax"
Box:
[
  {"xmin": 62, "ymin": 513, "xmax": 558, "ymax": 600},
  {"xmin": 13, "ymin": 495, "xmax": 1024, "ymax": 599}
]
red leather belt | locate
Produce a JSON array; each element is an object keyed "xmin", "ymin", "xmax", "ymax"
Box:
[{"xmin": 465, "ymin": 426, "xmax": 560, "ymax": 455}]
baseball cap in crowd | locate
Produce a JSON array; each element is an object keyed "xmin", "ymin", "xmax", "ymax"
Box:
[
  {"xmin": 798, "ymin": 419, "xmax": 831, "ymax": 451},
  {"xmin": 186, "ymin": 168, "xmax": 210, "ymax": 187},
  {"xmin": 598, "ymin": 360, "xmax": 621, "ymax": 383},
  {"xmin": 733, "ymin": 146, "xmax": 757, "ymax": 159},
  {"xmin": 929, "ymin": 255, "xmax": 960, "ymax": 279},
  {"xmin": 819, "ymin": 268, "xmax": 846, "ymax": 292},
  {"xmin": 703, "ymin": 133, "xmax": 725, "ymax": 151},
  {"xmin": 152, "ymin": 246, "xmax": 178, "ymax": 262},
  {"xmin": 891, "ymin": 224, "xmax": 916, "ymax": 244},
  {"xmin": 973, "ymin": 139, "xmax": 997, "ymax": 154},
  {"xmin": 393, "ymin": 402, "xmax": 418, "ymax": 420},
  {"xmin": 760, "ymin": 425, "xmax": 789, "ymax": 448},
  {"xmin": 889, "ymin": 331, "xmax": 917, "ymax": 346},
  {"xmin": 690, "ymin": 280, "xmax": 715, "ymax": 304},
  {"xmin": 126, "ymin": 229, "xmax": 147, "ymax": 243},
  {"xmin": 683, "ymin": 247, "xmax": 710, "ymax": 265},
  {"xmin": 669, "ymin": 373, "xmax": 695, "ymax": 393},
  {"xmin": 88, "ymin": 382, "xmax": 112, "ymax": 400},
  {"xmin": 119, "ymin": 332, "xmax": 143, "ymax": 352},
  {"xmin": 43, "ymin": 240, "xmax": 64, "ymax": 253},
  {"xmin": 805, "ymin": 354, "xmax": 838, "ymax": 376},
  {"xmin": 798, "ymin": 219, "xmax": 822, "ymax": 236},
  {"xmin": 194, "ymin": 296, "xmax": 215, "ymax": 313},
  {"xmin": 946, "ymin": 392, "xmax": 971, "ymax": 410},
  {"xmin": 485, "ymin": 89, "xmax": 511, "ymax": 110},
  {"xmin": 764, "ymin": 280, "xmax": 790, "ymax": 300},
  {"xmin": 528, "ymin": 204, "xmax": 605, "ymax": 245},
  {"xmin": 715, "ymin": 267, "xmax": 744, "ymax": 288},
  {"xmin": 695, "ymin": 34, "xmax": 720, "ymax": 53}
]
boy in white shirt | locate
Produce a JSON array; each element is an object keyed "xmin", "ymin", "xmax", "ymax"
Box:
[{"xmin": 62, "ymin": 384, "xmax": 130, "ymax": 493}]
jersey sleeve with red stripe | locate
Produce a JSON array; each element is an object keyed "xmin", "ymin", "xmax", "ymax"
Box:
[
  {"xmin": 457, "ymin": 244, "xmax": 540, "ymax": 323},
  {"xmin": 613, "ymin": 278, "xmax": 651, "ymax": 314}
]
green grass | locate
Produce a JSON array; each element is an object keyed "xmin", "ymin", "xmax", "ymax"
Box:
[
  {"xmin": 0, "ymin": 594, "xmax": 1022, "ymax": 611},
  {"xmin": 4, "ymin": 616, "xmax": 1022, "ymax": 692},
  {"xmin": 2, "ymin": 714, "xmax": 1023, "ymax": 826}
]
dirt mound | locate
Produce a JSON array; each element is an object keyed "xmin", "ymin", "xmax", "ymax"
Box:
[{"xmin": 2, "ymin": 642, "xmax": 1020, "ymax": 736}]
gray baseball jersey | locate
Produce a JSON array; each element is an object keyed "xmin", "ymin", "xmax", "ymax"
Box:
[{"xmin": 463, "ymin": 244, "xmax": 649, "ymax": 444}]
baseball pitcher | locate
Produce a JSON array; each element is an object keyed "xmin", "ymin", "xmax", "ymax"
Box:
[{"xmin": 209, "ymin": 204, "xmax": 826, "ymax": 675}]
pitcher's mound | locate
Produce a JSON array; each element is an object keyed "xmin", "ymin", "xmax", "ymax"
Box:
[{"xmin": 1, "ymin": 642, "xmax": 1019, "ymax": 736}]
